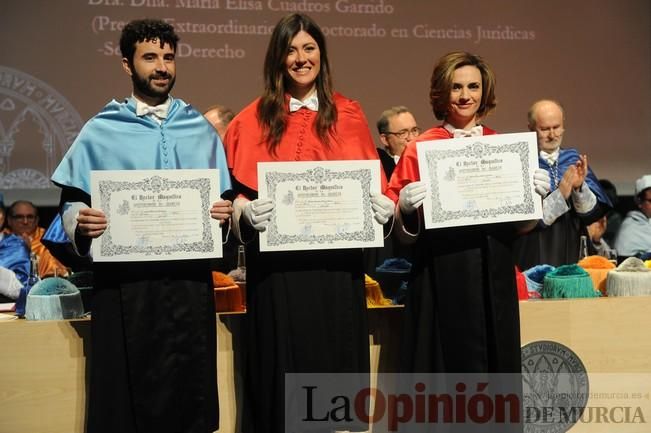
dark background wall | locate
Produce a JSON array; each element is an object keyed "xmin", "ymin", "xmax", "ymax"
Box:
[{"xmin": 2, "ymin": 0, "xmax": 650, "ymax": 207}]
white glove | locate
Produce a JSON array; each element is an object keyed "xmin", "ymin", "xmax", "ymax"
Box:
[
  {"xmin": 240, "ymin": 198, "xmax": 275, "ymax": 232},
  {"xmin": 370, "ymin": 192, "xmax": 395, "ymax": 225},
  {"xmin": 533, "ymin": 168, "xmax": 551, "ymax": 197},
  {"xmin": 398, "ymin": 181, "xmax": 427, "ymax": 215}
]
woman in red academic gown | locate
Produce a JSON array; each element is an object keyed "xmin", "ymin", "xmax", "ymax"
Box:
[
  {"xmin": 223, "ymin": 13, "xmax": 392, "ymax": 433},
  {"xmin": 386, "ymin": 52, "xmax": 540, "ymax": 376}
]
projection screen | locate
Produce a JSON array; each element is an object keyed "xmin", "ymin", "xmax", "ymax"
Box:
[{"xmin": 1, "ymin": 0, "xmax": 649, "ymax": 205}]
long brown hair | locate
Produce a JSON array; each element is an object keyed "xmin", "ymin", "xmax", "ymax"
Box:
[
  {"xmin": 257, "ymin": 13, "xmax": 337, "ymax": 152},
  {"xmin": 429, "ymin": 51, "xmax": 497, "ymax": 121}
]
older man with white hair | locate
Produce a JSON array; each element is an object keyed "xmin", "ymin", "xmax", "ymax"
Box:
[{"xmin": 514, "ymin": 99, "xmax": 611, "ymax": 269}]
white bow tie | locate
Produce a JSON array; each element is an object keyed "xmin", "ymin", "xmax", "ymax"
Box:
[
  {"xmin": 136, "ymin": 103, "xmax": 168, "ymax": 119},
  {"xmin": 453, "ymin": 125, "xmax": 483, "ymax": 138},
  {"xmin": 289, "ymin": 96, "xmax": 319, "ymax": 112},
  {"xmin": 540, "ymin": 149, "xmax": 559, "ymax": 165}
]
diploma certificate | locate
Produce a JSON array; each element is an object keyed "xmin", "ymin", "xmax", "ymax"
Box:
[
  {"xmin": 417, "ymin": 132, "xmax": 542, "ymax": 229},
  {"xmin": 90, "ymin": 169, "xmax": 222, "ymax": 261},
  {"xmin": 258, "ymin": 160, "xmax": 383, "ymax": 252}
]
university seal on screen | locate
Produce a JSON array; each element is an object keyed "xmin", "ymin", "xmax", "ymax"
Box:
[
  {"xmin": 0, "ymin": 65, "xmax": 82, "ymax": 188},
  {"xmin": 521, "ymin": 340, "xmax": 589, "ymax": 433}
]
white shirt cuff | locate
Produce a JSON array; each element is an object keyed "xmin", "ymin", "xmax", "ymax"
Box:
[
  {"xmin": 571, "ymin": 182, "xmax": 598, "ymax": 214},
  {"xmin": 542, "ymin": 189, "xmax": 570, "ymax": 226},
  {"xmin": 62, "ymin": 202, "xmax": 90, "ymax": 256}
]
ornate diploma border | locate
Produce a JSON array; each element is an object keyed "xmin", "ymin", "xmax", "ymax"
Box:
[
  {"xmin": 423, "ymin": 140, "xmax": 535, "ymax": 224},
  {"xmin": 98, "ymin": 174, "xmax": 214, "ymax": 257},
  {"xmin": 263, "ymin": 166, "xmax": 375, "ymax": 246}
]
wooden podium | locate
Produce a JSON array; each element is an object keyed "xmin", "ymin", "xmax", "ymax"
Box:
[{"xmin": 2, "ymin": 297, "xmax": 651, "ymax": 433}]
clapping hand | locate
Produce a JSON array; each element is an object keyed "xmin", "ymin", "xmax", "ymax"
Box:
[{"xmin": 573, "ymin": 154, "xmax": 588, "ymax": 189}]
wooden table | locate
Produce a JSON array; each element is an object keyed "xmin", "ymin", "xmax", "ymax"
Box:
[{"xmin": 2, "ymin": 297, "xmax": 651, "ymax": 433}]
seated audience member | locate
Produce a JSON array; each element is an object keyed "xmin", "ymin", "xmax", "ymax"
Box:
[
  {"xmin": 0, "ymin": 231, "xmax": 30, "ymax": 286},
  {"xmin": 614, "ymin": 175, "xmax": 651, "ymax": 257},
  {"xmin": 587, "ymin": 215, "xmax": 611, "ymax": 256},
  {"xmin": 0, "ymin": 207, "xmax": 30, "ymax": 301},
  {"xmin": 4, "ymin": 201, "xmax": 68, "ymax": 278},
  {"xmin": 203, "ymin": 104, "xmax": 235, "ymax": 140},
  {"xmin": 0, "ymin": 266, "xmax": 24, "ymax": 301},
  {"xmin": 599, "ymin": 179, "xmax": 623, "ymax": 245},
  {"xmin": 513, "ymin": 99, "xmax": 611, "ymax": 269},
  {"xmin": 0, "ymin": 202, "xmax": 6, "ymax": 231},
  {"xmin": 376, "ymin": 106, "xmax": 420, "ymax": 179}
]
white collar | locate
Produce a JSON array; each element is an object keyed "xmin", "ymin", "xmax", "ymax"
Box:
[
  {"xmin": 133, "ymin": 95, "xmax": 172, "ymax": 119},
  {"xmin": 443, "ymin": 123, "xmax": 483, "ymax": 138},
  {"xmin": 540, "ymin": 148, "xmax": 560, "ymax": 165},
  {"xmin": 289, "ymin": 93, "xmax": 319, "ymax": 112}
]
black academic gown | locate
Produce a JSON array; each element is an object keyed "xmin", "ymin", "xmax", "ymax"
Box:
[
  {"xmin": 59, "ymin": 187, "xmax": 219, "ymax": 433},
  {"xmin": 89, "ymin": 259, "xmax": 218, "ymax": 433},
  {"xmin": 400, "ymin": 223, "xmax": 522, "ymax": 373},
  {"xmin": 397, "ymin": 222, "xmax": 525, "ymax": 431},
  {"xmin": 243, "ymin": 239, "xmax": 369, "ymax": 433},
  {"xmin": 377, "ymin": 147, "xmax": 396, "ymax": 180}
]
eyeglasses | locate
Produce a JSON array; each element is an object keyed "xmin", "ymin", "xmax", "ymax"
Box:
[
  {"xmin": 10, "ymin": 214, "xmax": 36, "ymax": 221},
  {"xmin": 384, "ymin": 127, "xmax": 421, "ymax": 140}
]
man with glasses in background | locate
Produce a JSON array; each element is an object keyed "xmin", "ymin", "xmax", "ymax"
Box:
[
  {"xmin": 366, "ymin": 106, "xmax": 420, "ymax": 293},
  {"xmin": 376, "ymin": 106, "xmax": 421, "ymax": 179},
  {"xmin": 5, "ymin": 200, "xmax": 68, "ymax": 278}
]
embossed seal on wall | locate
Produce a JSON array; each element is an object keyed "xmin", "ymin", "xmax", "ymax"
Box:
[
  {"xmin": 522, "ymin": 340, "xmax": 589, "ymax": 433},
  {"xmin": 0, "ymin": 65, "xmax": 83, "ymax": 188}
]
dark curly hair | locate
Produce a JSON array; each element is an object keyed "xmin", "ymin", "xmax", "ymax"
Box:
[{"xmin": 119, "ymin": 19, "xmax": 179, "ymax": 64}]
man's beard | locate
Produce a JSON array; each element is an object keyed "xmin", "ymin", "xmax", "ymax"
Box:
[
  {"xmin": 541, "ymin": 136, "xmax": 563, "ymax": 153},
  {"xmin": 548, "ymin": 137, "xmax": 563, "ymax": 151},
  {"xmin": 132, "ymin": 70, "xmax": 175, "ymax": 101}
]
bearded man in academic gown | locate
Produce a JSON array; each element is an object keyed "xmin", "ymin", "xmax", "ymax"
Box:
[
  {"xmin": 513, "ymin": 99, "xmax": 611, "ymax": 269},
  {"xmin": 50, "ymin": 19, "xmax": 232, "ymax": 433}
]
